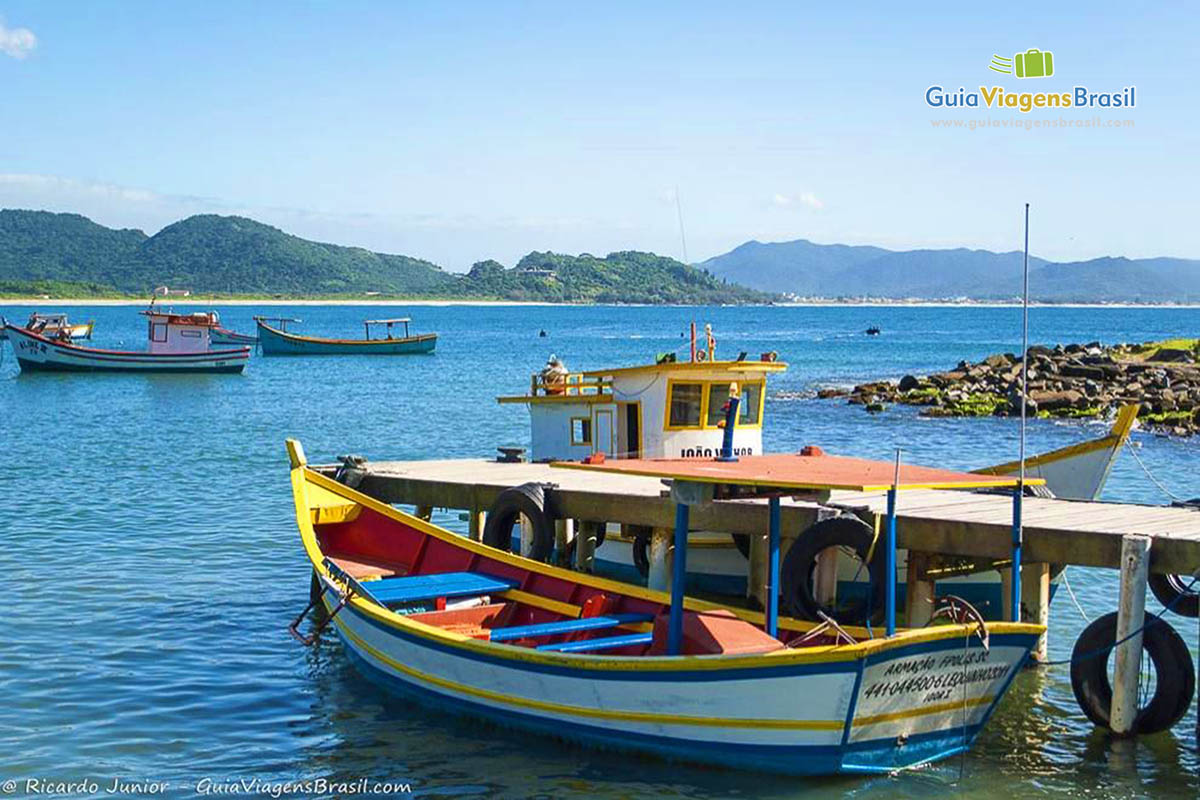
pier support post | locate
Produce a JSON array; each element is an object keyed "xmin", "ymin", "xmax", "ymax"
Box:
[
  {"xmin": 415, "ymin": 505, "xmax": 433, "ymax": 521},
  {"xmin": 468, "ymin": 505, "xmax": 485, "ymax": 542},
  {"xmin": 906, "ymin": 552, "xmax": 935, "ymax": 628},
  {"xmin": 747, "ymin": 531, "xmax": 766, "ymax": 610},
  {"xmin": 1110, "ymin": 533, "xmax": 1151, "ymax": 736},
  {"xmin": 554, "ymin": 518, "xmax": 575, "ymax": 567},
  {"xmin": 647, "ymin": 527, "xmax": 673, "ymax": 592},
  {"xmin": 999, "ymin": 567, "xmax": 1014, "ymax": 622},
  {"xmin": 1021, "ymin": 562, "xmax": 1051, "ymax": 662},
  {"xmin": 574, "ymin": 521, "xmax": 600, "ymax": 573},
  {"xmin": 813, "ymin": 547, "xmax": 839, "ymax": 607}
]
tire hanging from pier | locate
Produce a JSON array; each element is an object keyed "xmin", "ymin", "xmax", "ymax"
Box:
[
  {"xmin": 1147, "ymin": 573, "xmax": 1199, "ymax": 618},
  {"xmin": 1068, "ymin": 611, "xmax": 1195, "ymax": 734},
  {"xmin": 781, "ymin": 515, "xmax": 887, "ymax": 625},
  {"xmin": 482, "ymin": 483, "xmax": 556, "ymax": 563}
]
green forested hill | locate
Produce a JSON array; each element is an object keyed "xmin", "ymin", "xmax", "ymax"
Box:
[
  {"xmin": 0, "ymin": 210, "xmax": 148, "ymax": 286},
  {"xmin": 0, "ymin": 209, "xmax": 772, "ymax": 304},
  {"xmin": 466, "ymin": 251, "xmax": 770, "ymax": 304}
]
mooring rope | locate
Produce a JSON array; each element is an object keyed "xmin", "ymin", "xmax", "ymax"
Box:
[
  {"xmin": 1059, "ymin": 567, "xmax": 1091, "ymax": 623},
  {"xmin": 1125, "ymin": 439, "xmax": 1184, "ymax": 503},
  {"xmin": 1040, "ymin": 574, "xmax": 1198, "ymax": 666}
]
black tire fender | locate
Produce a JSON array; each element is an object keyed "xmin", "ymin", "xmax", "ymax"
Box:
[
  {"xmin": 1148, "ymin": 573, "xmax": 1200, "ymax": 618},
  {"xmin": 630, "ymin": 525, "xmax": 653, "ymax": 578},
  {"xmin": 482, "ymin": 483, "xmax": 556, "ymax": 562},
  {"xmin": 1069, "ymin": 611, "xmax": 1195, "ymax": 734},
  {"xmin": 730, "ymin": 533, "xmax": 751, "ymax": 559},
  {"xmin": 781, "ymin": 515, "xmax": 886, "ymax": 625}
]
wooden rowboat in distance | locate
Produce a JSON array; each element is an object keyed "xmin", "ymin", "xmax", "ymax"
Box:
[{"xmin": 256, "ymin": 316, "xmax": 436, "ymax": 356}]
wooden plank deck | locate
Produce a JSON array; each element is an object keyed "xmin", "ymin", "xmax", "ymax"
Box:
[{"xmin": 336, "ymin": 459, "xmax": 1200, "ymax": 574}]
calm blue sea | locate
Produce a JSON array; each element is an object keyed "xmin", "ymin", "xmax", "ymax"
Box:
[{"xmin": 0, "ymin": 304, "xmax": 1196, "ymax": 799}]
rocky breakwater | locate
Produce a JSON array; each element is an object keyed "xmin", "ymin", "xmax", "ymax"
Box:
[{"xmin": 820, "ymin": 339, "xmax": 1200, "ymax": 437}]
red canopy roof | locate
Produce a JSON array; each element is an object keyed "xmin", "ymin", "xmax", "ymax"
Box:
[{"xmin": 554, "ymin": 451, "xmax": 1040, "ymax": 493}]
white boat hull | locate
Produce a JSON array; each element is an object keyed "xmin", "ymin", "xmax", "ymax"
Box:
[{"xmin": 5, "ymin": 325, "xmax": 249, "ymax": 373}]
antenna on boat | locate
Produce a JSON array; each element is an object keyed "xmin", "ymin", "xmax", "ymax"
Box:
[
  {"xmin": 1019, "ymin": 204, "xmax": 1030, "ymax": 483},
  {"xmin": 675, "ymin": 186, "xmax": 689, "ymax": 265},
  {"xmin": 1011, "ymin": 202, "xmax": 1031, "ymax": 624}
]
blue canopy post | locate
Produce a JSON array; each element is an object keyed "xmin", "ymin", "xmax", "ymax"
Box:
[
  {"xmin": 885, "ymin": 450, "xmax": 902, "ymax": 637},
  {"xmin": 666, "ymin": 479, "xmax": 715, "ymax": 655},
  {"xmin": 1010, "ymin": 485, "xmax": 1023, "ymax": 622},
  {"xmin": 668, "ymin": 500, "xmax": 690, "ymax": 655},
  {"xmin": 766, "ymin": 496, "xmax": 781, "ymax": 638}
]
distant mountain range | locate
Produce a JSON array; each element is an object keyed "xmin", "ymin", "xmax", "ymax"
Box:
[
  {"xmin": 0, "ymin": 210, "xmax": 769, "ymax": 304},
  {"xmin": 700, "ymin": 239, "xmax": 1200, "ymax": 302}
]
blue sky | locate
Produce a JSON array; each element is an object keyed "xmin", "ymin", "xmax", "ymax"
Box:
[{"xmin": 1, "ymin": 2, "xmax": 1196, "ymax": 270}]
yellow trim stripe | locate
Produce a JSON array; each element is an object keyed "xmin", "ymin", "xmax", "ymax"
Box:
[
  {"xmin": 854, "ymin": 696, "xmax": 994, "ymax": 726},
  {"xmin": 551, "ymin": 460, "xmax": 1044, "ymax": 493},
  {"xmin": 335, "ymin": 607, "xmax": 996, "ymax": 731},
  {"xmin": 978, "ymin": 403, "xmax": 1138, "ymax": 475},
  {"xmin": 334, "ymin": 610, "xmax": 839, "ymax": 731},
  {"xmin": 578, "ymin": 360, "xmax": 788, "ymax": 379}
]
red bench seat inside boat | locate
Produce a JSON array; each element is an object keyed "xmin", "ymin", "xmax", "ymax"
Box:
[{"xmin": 649, "ymin": 609, "xmax": 784, "ymax": 655}]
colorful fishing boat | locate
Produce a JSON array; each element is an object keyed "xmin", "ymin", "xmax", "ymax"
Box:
[
  {"xmin": 496, "ymin": 331, "xmax": 1138, "ymax": 617},
  {"xmin": 286, "ymin": 438, "xmax": 1043, "ymax": 775},
  {"xmin": 3, "ymin": 309, "xmax": 249, "ymax": 373},
  {"xmin": 256, "ymin": 316, "xmax": 436, "ymax": 356}
]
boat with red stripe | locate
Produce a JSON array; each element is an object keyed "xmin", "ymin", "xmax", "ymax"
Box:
[{"xmin": 3, "ymin": 308, "xmax": 249, "ymax": 374}]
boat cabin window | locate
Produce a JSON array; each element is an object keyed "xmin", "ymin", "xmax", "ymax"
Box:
[
  {"xmin": 570, "ymin": 417, "xmax": 592, "ymax": 446},
  {"xmin": 668, "ymin": 383, "xmax": 703, "ymax": 428},
  {"xmin": 150, "ymin": 323, "xmax": 168, "ymax": 342},
  {"xmin": 180, "ymin": 329, "xmax": 202, "ymax": 338},
  {"xmin": 737, "ymin": 382, "xmax": 762, "ymax": 425}
]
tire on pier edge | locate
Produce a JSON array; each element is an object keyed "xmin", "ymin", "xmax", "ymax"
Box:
[
  {"xmin": 1148, "ymin": 573, "xmax": 1200, "ymax": 618},
  {"xmin": 482, "ymin": 482, "xmax": 556, "ymax": 563},
  {"xmin": 781, "ymin": 515, "xmax": 887, "ymax": 626},
  {"xmin": 1069, "ymin": 611, "xmax": 1195, "ymax": 734}
]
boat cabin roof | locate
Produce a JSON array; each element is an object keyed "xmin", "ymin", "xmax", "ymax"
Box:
[
  {"xmin": 28, "ymin": 313, "xmax": 69, "ymax": 323},
  {"xmin": 364, "ymin": 318, "xmax": 411, "ymax": 324},
  {"xmin": 140, "ymin": 309, "xmax": 220, "ymax": 327},
  {"xmin": 578, "ymin": 359, "xmax": 787, "ymax": 378},
  {"xmin": 554, "ymin": 451, "xmax": 1042, "ymax": 492}
]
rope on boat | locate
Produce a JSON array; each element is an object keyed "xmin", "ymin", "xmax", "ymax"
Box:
[{"xmin": 1041, "ymin": 574, "xmax": 1198, "ymax": 666}]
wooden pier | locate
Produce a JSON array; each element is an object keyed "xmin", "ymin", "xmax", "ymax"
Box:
[
  {"xmin": 326, "ymin": 457, "xmax": 1200, "ymax": 575},
  {"xmin": 317, "ymin": 455, "xmax": 1200, "ymax": 738}
]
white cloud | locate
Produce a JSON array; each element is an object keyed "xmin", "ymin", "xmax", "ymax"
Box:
[
  {"xmin": 772, "ymin": 191, "xmax": 825, "ymax": 210},
  {"xmin": 0, "ymin": 19, "xmax": 36, "ymax": 59}
]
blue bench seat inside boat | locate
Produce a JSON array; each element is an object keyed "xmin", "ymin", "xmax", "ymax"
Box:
[
  {"xmin": 537, "ymin": 632, "xmax": 655, "ymax": 653},
  {"xmin": 362, "ymin": 572, "xmax": 520, "ymax": 605},
  {"xmin": 488, "ymin": 613, "xmax": 654, "ymax": 642}
]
